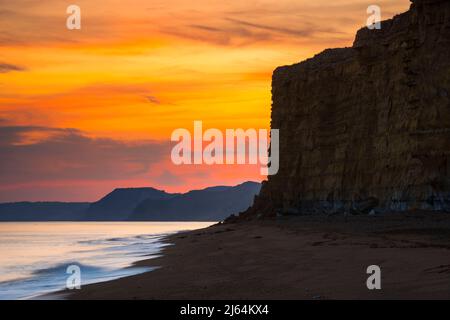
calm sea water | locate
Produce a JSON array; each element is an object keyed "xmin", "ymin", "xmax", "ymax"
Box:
[{"xmin": 0, "ymin": 222, "xmax": 214, "ymax": 300}]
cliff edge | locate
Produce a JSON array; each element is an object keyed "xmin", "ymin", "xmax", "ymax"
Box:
[{"xmin": 240, "ymin": 0, "xmax": 450, "ymax": 219}]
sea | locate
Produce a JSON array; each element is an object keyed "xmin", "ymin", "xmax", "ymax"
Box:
[{"xmin": 0, "ymin": 221, "xmax": 214, "ymax": 300}]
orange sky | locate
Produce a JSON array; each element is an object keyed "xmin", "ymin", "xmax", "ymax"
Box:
[{"xmin": 0, "ymin": 0, "xmax": 410, "ymax": 201}]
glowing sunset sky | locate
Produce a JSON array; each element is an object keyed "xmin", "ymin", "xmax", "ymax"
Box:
[{"xmin": 0, "ymin": 0, "xmax": 410, "ymax": 201}]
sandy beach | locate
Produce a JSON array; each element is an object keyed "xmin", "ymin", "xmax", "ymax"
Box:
[{"xmin": 65, "ymin": 211, "xmax": 450, "ymax": 300}]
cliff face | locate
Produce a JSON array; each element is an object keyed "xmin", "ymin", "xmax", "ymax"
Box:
[{"xmin": 243, "ymin": 0, "xmax": 450, "ymax": 218}]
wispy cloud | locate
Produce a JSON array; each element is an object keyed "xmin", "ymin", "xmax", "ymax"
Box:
[
  {"xmin": 145, "ymin": 95, "xmax": 161, "ymax": 105},
  {"xmin": 225, "ymin": 18, "xmax": 326, "ymax": 38},
  {"xmin": 0, "ymin": 62, "xmax": 26, "ymax": 73},
  {"xmin": 0, "ymin": 0, "xmax": 409, "ymax": 48},
  {"xmin": 0, "ymin": 125, "xmax": 170, "ymax": 185}
]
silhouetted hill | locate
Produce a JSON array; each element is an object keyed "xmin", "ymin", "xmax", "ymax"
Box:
[
  {"xmin": 85, "ymin": 187, "xmax": 177, "ymax": 220},
  {"xmin": 129, "ymin": 181, "xmax": 261, "ymax": 221},
  {"xmin": 0, "ymin": 182, "xmax": 261, "ymax": 221},
  {"xmin": 0, "ymin": 202, "xmax": 89, "ymax": 221}
]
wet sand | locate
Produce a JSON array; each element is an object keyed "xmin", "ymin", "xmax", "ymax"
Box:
[{"xmin": 65, "ymin": 212, "xmax": 450, "ymax": 299}]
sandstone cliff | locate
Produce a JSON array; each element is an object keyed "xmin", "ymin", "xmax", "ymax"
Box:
[{"xmin": 241, "ymin": 0, "xmax": 450, "ymax": 218}]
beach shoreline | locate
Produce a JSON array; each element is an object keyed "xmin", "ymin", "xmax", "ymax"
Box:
[{"xmin": 62, "ymin": 212, "xmax": 450, "ymax": 300}]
